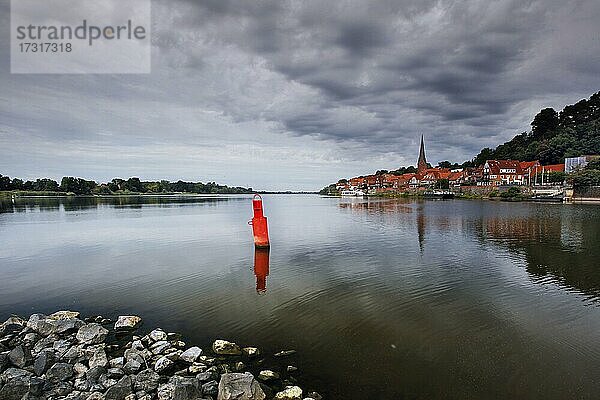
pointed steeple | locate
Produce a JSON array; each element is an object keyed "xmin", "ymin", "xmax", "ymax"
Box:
[{"xmin": 417, "ymin": 134, "xmax": 428, "ymax": 173}]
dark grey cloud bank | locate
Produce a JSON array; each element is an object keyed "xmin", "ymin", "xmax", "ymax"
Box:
[{"xmin": 1, "ymin": 0, "xmax": 599, "ymax": 190}]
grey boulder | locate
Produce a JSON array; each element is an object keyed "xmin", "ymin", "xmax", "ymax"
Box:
[
  {"xmin": 134, "ymin": 369, "xmax": 160, "ymax": 392},
  {"xmin": 46, "ymin": 362, "xmax": 74, "ymax": 382},
  {"xmin": 217, "ymin": 372, "xmax": 265, "ymax": 400},
  {"xmin": 104, "ymin": 376, "xmax": 133, "ymax": 400},
  {"xmin": 179, "ymin": 346, "xmax": 202, "ymax": 363},
  {"xmin": 212, "ymin": 340, "xmax": 241, "ymax": 356},
  {"xmin": 8, "ymin": 345, "xmax": 27, "ymax": 368},
  {"xmin": 76, "ymin": 323, "xmax": 109, "ymax": 345}
]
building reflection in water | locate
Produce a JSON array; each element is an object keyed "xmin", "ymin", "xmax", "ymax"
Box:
[
  {"xmin": 416, "ymin": 205, "xmax": 425, "ymax": 252},
  {"xmin": 253, "ymin": 247, "xmax": 270, "ymax": 294},
  {"xmin": 475, "ymin": 210, "xmax": 600, "ymax": 301}
]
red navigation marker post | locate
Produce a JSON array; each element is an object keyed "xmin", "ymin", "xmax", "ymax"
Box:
[{"xmin": 249, "ymin": 194, "xmax": 270, "ymax": 248}]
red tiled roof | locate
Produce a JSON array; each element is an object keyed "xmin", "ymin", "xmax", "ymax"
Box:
[
  {"xmin": 485, "ymin": 160, "xmax": 524, "ymax": 175},
  {"xmin": 533, "ymin": 164, "xmax": 564, "ymax": 173},
  {"xmin": 448, "ymin": 171, "xmax": 463, "ymax": 181},
  {"xmin": 519, "ymin": 160, "xmax": 540, "ymax": 170}
]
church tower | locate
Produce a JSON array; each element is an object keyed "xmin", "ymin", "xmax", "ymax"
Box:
[{"xmin": 417, "ymin": 135, "xmax": 428, "ymax": 173}]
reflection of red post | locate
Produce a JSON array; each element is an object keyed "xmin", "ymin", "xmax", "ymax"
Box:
[
  {"xmin": 254, "ymin": 248, "xmax": 270, "ymax": 293},
  {"xmin": 250, "ymin": 194, "xmax": 270, "ymax": 248}
]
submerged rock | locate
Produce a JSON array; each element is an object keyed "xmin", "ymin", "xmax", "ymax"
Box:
[
  {"xmin": 212, "ymin": 340, "xmax": 242, "ymax": 356},
  {"xmin": 242, "ymin": 347, "xmax": 260, "ymax": 358},
  {"xmin": 274, "ymin": 350, "xmax": 297, "ymax": 358},
  {"xmin": 305, "ymin": 392, "xmax": 322, "ymax": 400},
  {"xmin": 114, "ymin": 316, "xmax": 142, "ymax": 330},
  {"xmin": 258, "ymin": 370, "xmax": 279, "ymax": 381},
  {"xmin": 217, "ymin": 372, "xmax": 265, "ymax": 400}
]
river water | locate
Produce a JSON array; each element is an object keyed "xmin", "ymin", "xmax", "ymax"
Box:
[{"xmin": 1, "ymin": 195, "xmax": 599, "ymax": 399}]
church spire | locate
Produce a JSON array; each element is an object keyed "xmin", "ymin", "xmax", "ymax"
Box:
[{"xmin": 417, "ymin": 134, "xmax": 428, "ymax": 173}]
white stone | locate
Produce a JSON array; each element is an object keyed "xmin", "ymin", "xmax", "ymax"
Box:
[
  {"xmin": 258, "ymin": 370, "xmax": 279, "ymax": 381},
  {"xmin": 48, "ymin": 311, "xmax": 80, "ymax": 320},
  {"xmin": 179, "ymin": 347, "xmax": 202, "ymax": 363},
  {"xmin": 114, "ymin": 316, "xmax": 142, "ymax": 330},
  {"xmin": 275, "ymin": 386, "xmax": 303, "ymax": 400},
  {"xmin": 212, "ymin": 340, "xmax": 241, "ymax": 355},
  {"xmin": 148, "ymin": 329, "xmax": 167, "ymax": 342},
  {"xmin": 242, "ymin": 347, "xmax": 260, "ymax": 358}
]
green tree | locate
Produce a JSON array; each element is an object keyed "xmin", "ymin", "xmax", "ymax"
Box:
[
  {"xmin": 123, "ymin": 177, "xmax": 144, "ymax": 192},
  {"xmin": 0, "ymin": 174, "xmax": 11, "ymax": 190},
  {"xmin": 33, "ymin": 178, "xmax": 59, "ymax": 191},
  {"xmin": 547, "ymin": 171, "xmax": 566, "ymax": 184},
  {"xmin": 60, "ymin": 177, "xmax": 97, "ymax": 195},
  {"xmin": 473, "ymin": 148, "xmax": 495, "ymax": 165},
  {"xmin": 10, "ymin": 178, "xmax": 24, "ymax": 190},
  {"xmin": 531, "ymin": 108, "xmax": 559, "ymax": 138},
  {"xmin": 585, "ymin": 159, "xmax": 600, "ymax": 170},
  {"xmin": 500, "ymin": 186, "xmax": 521, "ymax": 199},
  {"xmin": 570, "ymin": 170, "xmax": 600, "ymax": 188},
  {"xmin": 436, "ymin": 179, "xmax": 449, "ymax": 189}
]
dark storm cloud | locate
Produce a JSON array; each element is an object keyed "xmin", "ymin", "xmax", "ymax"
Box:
[{"xmin": 154, "ymin": 0, "xmax": 599, "ymax": 158}]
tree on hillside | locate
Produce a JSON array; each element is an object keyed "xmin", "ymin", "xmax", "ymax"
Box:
[
  {"xmin": 531, "ymin": 108, "xmax": 559, "ymax": 139},
  {"xmin": 559, "ymin": 93, "xmax": 600, "ymax": 127},
  {"xmin": 467, "ymin": 91, "xmax": 600, "ymax": 166},
  {"xmin": 473, "ymin": 147, "xmax": 494, "ymax": 165},
  {"xmin": 438, "ymin": 161, "xmax": 460, "ymax": 169},
  {"xmin": 585, "ymin": 159, "xmax": 600, "ymax": 171}
]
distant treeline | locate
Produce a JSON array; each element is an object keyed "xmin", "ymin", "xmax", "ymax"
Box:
[{"xmin": 0, "ymin": 175, "xmax": 253, "ymax": 195}]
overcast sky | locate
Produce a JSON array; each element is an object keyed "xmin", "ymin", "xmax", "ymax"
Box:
[{"xmin": 1, "ymin": 0, "xmax": 599, "ymax": 190}]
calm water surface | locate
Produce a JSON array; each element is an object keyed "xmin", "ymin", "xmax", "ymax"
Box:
[{"xmin": 1, "ymin": 195, "xmax": 600, "ymax": 399}]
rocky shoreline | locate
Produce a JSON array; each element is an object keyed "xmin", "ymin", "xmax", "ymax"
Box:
[{"xmin": 0, "ymin": 312, "xmax": 321, "ymax": 400}]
